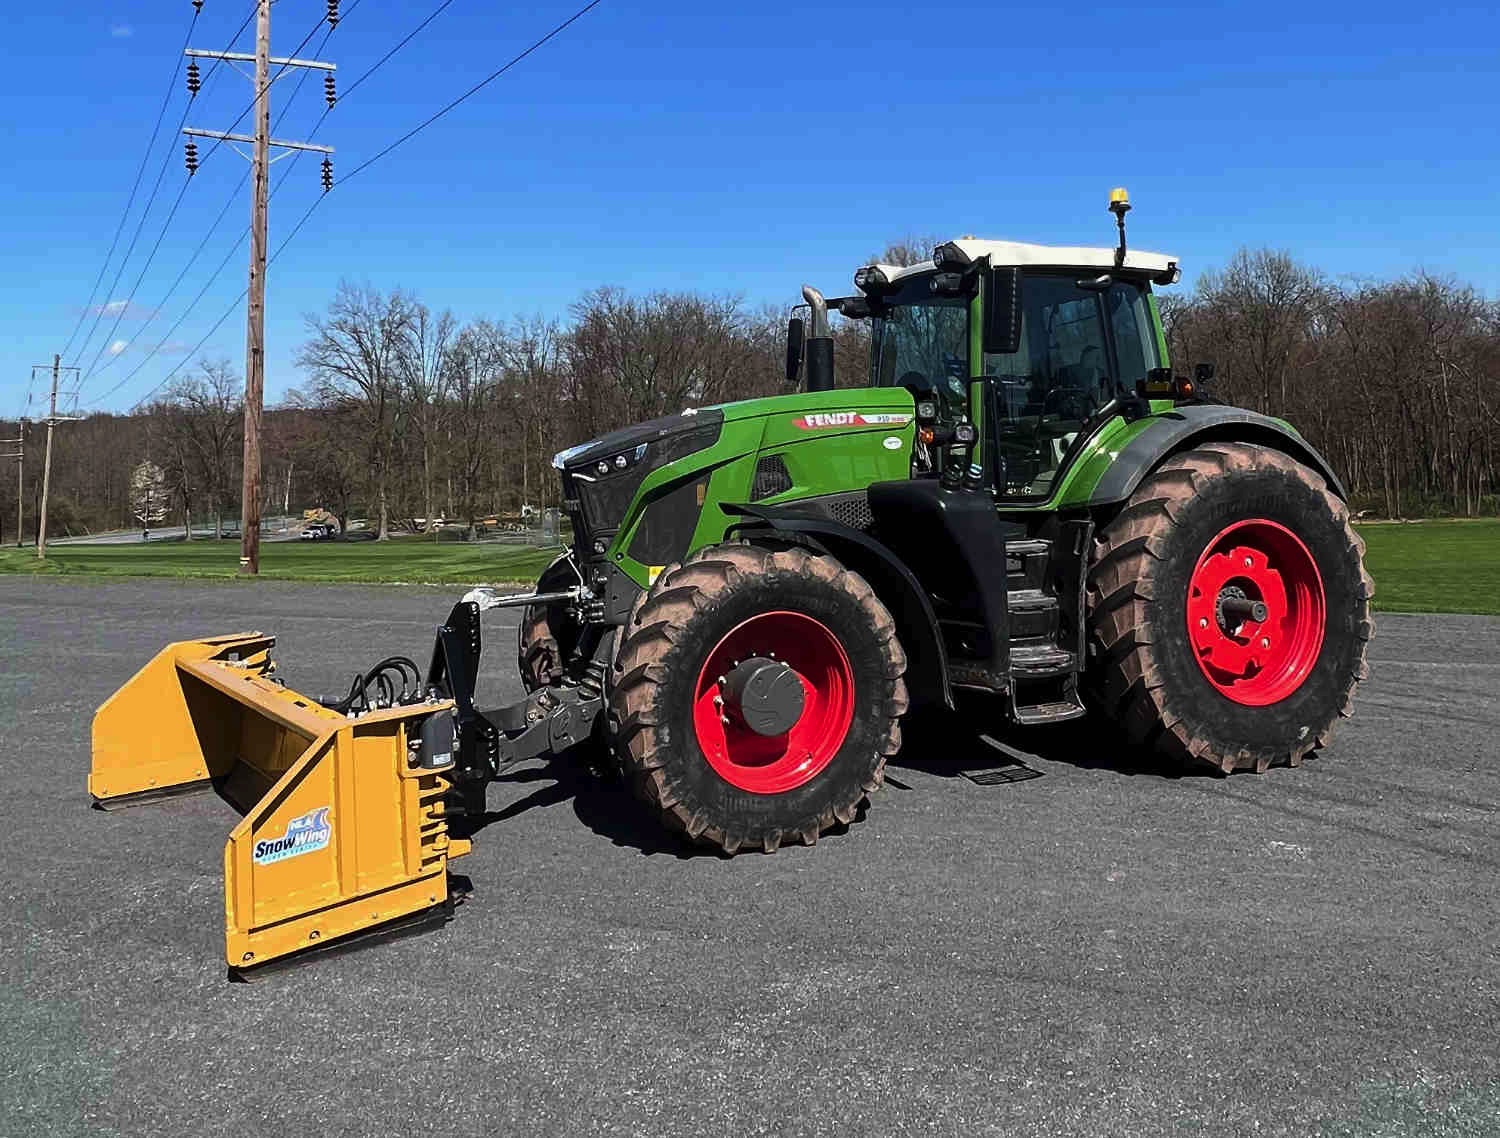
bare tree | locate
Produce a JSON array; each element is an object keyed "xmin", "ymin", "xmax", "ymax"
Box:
[
  {"xmin": 155, "ymin": 359, "xmax": 242, "ymax": 537},
  {"xmin": 296, "ymin": 282, "xmax": 415, "ymax": 539},
  {"xmin": 398, "ymin": 302, "xmax": 457, "ymax": 530}
]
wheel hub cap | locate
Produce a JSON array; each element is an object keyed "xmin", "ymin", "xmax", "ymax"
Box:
[
  {"xmin": 720, "ymin": 657, "xmax": 806, "ymax": 737},
  {"xmin": 1186, "ymin": 519, "xmax": 1326, "ymax": 707},
  {"xmin": 692, "ymin": 611, "xmax": 855, "ymax": 795}
]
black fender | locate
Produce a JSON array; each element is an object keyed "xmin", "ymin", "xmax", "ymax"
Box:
[
  {"xmin": 723, "ymin": 503, "xmax": 953, "ymax": 710},
  {"xmin": 1087, "ymin": 405, "xmax": 1347, "ymax": 507}
]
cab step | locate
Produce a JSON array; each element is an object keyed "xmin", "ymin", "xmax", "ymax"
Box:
[
  {"xmin": 1009, "ymin": 674, "xmax": 1088, "ymax": 726},
  {"xmin": 1009, "ymin": 643, "xmax": 1075, "ymax": 677},
  {"xmin": 1010, "ymin": 699, "xmax": 1088, "ymax": 726}
]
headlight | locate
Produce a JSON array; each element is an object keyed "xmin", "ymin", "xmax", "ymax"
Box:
[{"xmin": 557, "ymin": 413, "xmax": 723, "ymax": 544}]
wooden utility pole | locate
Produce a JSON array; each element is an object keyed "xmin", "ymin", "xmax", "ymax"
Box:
[
  {"xmin": 35, "ymin": 355, "xmax": 82, "ymax": 562},
  {"xmin": 183, "ymin": 5, "xmax": 336, "ymax": 575},
  {"xmin": 241, "ymin": 0, "xmax": 271, "ymax": 574}
]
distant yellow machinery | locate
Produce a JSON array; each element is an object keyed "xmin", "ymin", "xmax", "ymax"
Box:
[{"xmin": 90, "ymin": 630, "xmax": 469, "ymax": 974}]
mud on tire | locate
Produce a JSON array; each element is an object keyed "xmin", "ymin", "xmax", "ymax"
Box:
[
  {"xmin": 1088, "ymin": 442, "xmax": 1374, "ymax": 773},
  {"xmin": 518, "ymin": 553, "xmax": 582, "ymax": 690},
  {"xmin": 609, "ymin": 543, "xmax": 908, "ymax": 854}
]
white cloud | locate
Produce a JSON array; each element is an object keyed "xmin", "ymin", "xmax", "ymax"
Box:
[
  {"xmin": 108, "ymin": 340, "xmax": 129, "ymax": 356},
  {"xmin": 92, "ymin": 299, "xmax": 155, "ymax": 320},
  {"xmin": 110, "ymin": 24, "xmax": 133, "ymax": 38}
]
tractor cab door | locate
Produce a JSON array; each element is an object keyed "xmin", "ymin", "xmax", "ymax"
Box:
[{"xmin": 982, "ymin": 273, "xmax": 1160, "ymax": 499}]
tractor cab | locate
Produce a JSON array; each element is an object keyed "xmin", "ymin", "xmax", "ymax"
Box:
[{"xmin": 823, "ymin": 231, "xmax": 1180, "ymax": 501}]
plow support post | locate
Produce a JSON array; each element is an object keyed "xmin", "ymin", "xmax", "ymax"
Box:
[{"xmin": 90, "ymin": 633, "xmax": 468, "ymax": 973}]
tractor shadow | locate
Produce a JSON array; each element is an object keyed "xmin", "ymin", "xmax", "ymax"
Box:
[
  {"xmin": 449, "ymin": 748, "xmax": 747, "ymax": 859},
  {"xmin": 450, "ymin": 697, "xmax": 1205, "ymax": 856},
  {"xmin": 888, "ymin": 698, "xmax": 1202, "ymax": 784}
]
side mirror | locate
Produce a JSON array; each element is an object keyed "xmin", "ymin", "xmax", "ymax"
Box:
[
  {"xmin": 784, "ymin": 316, "xmax": 805, "ymax": 386},
  {"xmin": 983, "ymin": 266, "xmax": 1023, "ymax": 355},
  {"xmin": 1193, "ymin": 362, "xmax": 1215, "ymax": 384}
]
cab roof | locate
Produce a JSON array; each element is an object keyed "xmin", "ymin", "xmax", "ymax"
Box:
[{"xmin": 871, "ymin": 238, "xmax": 1179, "ymax": 284}]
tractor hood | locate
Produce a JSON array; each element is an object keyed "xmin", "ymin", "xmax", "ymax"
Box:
[
  {"xmin": 553, "ymin": 409, "xmax": 726, "ymax": 546},
  {"xmin": 551, "ymin": 407, "xmax": 725, "ymax": 475}
]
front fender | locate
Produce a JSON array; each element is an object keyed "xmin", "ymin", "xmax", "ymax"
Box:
[
  {"xmin": 1087, "ymin": 405, "xmax": 1347, "ymax": 507},
  {"xmin": 723, "ymin": 504, "xmax": 953, "ymax": 710}
]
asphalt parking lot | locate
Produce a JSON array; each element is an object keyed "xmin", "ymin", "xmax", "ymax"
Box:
[{"xmin": 2, "ymin": 577, "xmax": 1497, "ymax": 1137}]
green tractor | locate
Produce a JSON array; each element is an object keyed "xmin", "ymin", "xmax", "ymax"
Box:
[
  {"xmin": 87, "ymin": 190, "xmax": 1376, "ymax": 970},
  {"xmin": 497, "ymin": 190, "xmax": 1374, "ymax": 853}
]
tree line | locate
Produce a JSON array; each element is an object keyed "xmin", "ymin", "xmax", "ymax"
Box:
[
  {"xmin": 1163, "ymin": 250, "xmax": 1499, "ymax": 517},
  {"xmin": 2, "ymin": 247, "xmax": 1496, "ymax": 543}
]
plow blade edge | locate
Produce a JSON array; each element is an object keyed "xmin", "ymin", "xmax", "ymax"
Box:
[{"xmin": 90, "ymin": 632, "xmax": 468, "ymax": 973}]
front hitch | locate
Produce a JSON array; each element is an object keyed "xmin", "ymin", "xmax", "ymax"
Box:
[{"xmin": 427, "ymin": 601, "xmax": 605, "ymax": 813}]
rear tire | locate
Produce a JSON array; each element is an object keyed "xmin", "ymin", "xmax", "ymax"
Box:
[
  {"xmin": 610, "ymin": 543, "xmax": 908, "ymax": 854},
  {"xmin": 1088, "ymin": 442, "xmax": 1374, "ymax": 773}
]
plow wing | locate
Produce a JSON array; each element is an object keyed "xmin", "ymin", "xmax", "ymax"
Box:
[{"xmin": 90, "ymin": 631, "xmax": 468, "ymax": 975}]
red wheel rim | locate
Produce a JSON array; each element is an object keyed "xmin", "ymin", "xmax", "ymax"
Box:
[
  {"xmin": 1186, "ymin": 519, "xmax": 1325, "ymax": 706},
  {"xmin": 692, "ymin": 611, "xmax": 855, "ymax": 794}
]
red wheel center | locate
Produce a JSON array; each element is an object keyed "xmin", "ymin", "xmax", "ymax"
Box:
[
  {"xmin": 1186, "ymin": 519, "xmax": 1325, "ymax": 706},
  {"xmin": 692, "ymin": 611, "xmax": 855, "ymax": 794}
]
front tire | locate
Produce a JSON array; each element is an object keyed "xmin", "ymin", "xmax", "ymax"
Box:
[
  {"xmin": 1088, "ymin": 442, "xmax": 1374, "ymax": 773},
  {"xmin": 610, "ymin": 544, "xmax": 908, "ymax": 854},
  {"xmin": 518, "ymin": 553, "xmax": 582, "ymax": 690}
]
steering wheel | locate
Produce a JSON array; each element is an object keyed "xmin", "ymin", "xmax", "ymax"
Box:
[{"xmin": 1043, "ymin": 386, "xmax": 1092, "ymax": 422}]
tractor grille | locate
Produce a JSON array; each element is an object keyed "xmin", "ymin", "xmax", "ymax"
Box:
[
  {"xmin": 751, "ymin": 455, "xmax": 793, "ymax": 500},
  {"xmin": 826, "ymin": 493, "xmax": 875, "ymax": 531},
  {"xmin": 787, "ymin": 491, "xmax": 874, "ymax": 532}
]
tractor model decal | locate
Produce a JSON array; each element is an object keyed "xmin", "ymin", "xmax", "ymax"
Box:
[
  {"xmin": 793, "ymin": 412, "xmax": 913, "ymax": 430},
  {"xmin": 252, "ymin": 807, "xmax": 332, "ymax": 865}
]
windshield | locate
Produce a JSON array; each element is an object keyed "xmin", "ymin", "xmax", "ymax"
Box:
[
  {"xmin": 984, "ymin": 273, "xmax": 1162, "ymax": 497},
  {"xmin": 870, "ymin": 287, "xmax": 970, "ymax": 418}
]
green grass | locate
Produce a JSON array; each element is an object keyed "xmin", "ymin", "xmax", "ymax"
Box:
[
  {"xmin": 3, "ymin": 520, "xmax": 1497, "ymax": 615},
  {"xmin": 1355, "ymin": 518, "xmax": 1500, "ymax": 615},
  {"xmin": 0, "ymin": 535, "xmax": 560, "ymax": 585}
]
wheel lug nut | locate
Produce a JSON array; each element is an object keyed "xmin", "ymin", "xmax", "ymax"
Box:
[
  {"xmin": 1199, "ymin": 618, "xmax": 1208, "ymax": 629},
  {"xmin": 1261, "ymin": 637, "xmax": 1270, "ymax": 648}
]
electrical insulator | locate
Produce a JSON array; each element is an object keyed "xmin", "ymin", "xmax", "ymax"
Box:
[
  {"xmin": 323, "ymin": 74, "xmax": 337, "ymax": 108},
  {"xmin": 184, "ymin": 140, "xmax": 199, "ymax": 176},
  {"xmin": 186, "ymin": 60, "xmax": 201, "ymax": 96},
  {"xmin": 193, "ymin": 0, "xmax": 204, "ymax": 11},
  {"xmin": 326, "ymin": 0, "xmax": 339, "ymax": 28},
  {"xmin": 320, "ymin": 156, "xmax": 334, "ymax": 193}
]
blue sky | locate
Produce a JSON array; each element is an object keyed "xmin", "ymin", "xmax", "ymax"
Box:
[{"xmin": 2, "ymin": 0, "xmax": 1497, "ymax": 416}]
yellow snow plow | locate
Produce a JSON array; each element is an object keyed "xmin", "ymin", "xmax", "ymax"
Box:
[
  {"xmin": 90, "ymin": 598, "xmax": 604, "ymax": 976},
  {"xmin": 89, "ymin": 629, "xmax": 470, "ymax": 976}
]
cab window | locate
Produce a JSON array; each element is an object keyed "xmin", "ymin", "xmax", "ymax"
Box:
[{"xmin": 982, "ymin": 274, "xmax": 1158, "ymax": 497}]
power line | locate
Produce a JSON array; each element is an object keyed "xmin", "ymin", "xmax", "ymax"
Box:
[
  {"xmin": 117, "ymin": 0, "xmax": 606, "ymax": 412},
  {"xmin": 340, "ymin": 0, "xmax": 451, "ymax": 102},
  {"xmin": 89, "ymin": 234, "xmax": 249, "ymax": 410},
  {"xmin": 74, "ymin": 4, "xmax": 325, "ymax": 384},
  {"xmin": 57, "ymin": 6, "xmax": 203, "ymax": 364},
  {"xmin": 81, "ymin": 19, "xmax": 342, "ymax": 392},
  {"xmin": 272, "ymin": 0, "xmax": 608, "ymax": 255},
  {"xmin": 343, "ymin": 0, "xmax": 604, "ymax": 183},
  {"xmin": 68, "ymin": 3, "xmax": 257, "ymax": 372}
]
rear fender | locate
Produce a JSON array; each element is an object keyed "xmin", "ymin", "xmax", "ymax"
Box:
[
  {"xmin": 1087, "ymin": 405, "xmax": 1347, "ymax": 507},
  {"xmin": 724, "ymin": 504, "xmax": 953, "ymax": 710}
]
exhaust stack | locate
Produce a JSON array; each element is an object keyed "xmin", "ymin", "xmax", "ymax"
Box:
[{"xmin": 801, "ymin": 285, "xmax": 835, "ymax": 392}]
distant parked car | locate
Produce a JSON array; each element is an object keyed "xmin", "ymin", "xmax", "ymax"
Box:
[{"xmin": 300, "ymin": 523, "xmax": 336, "ymax": 541}]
